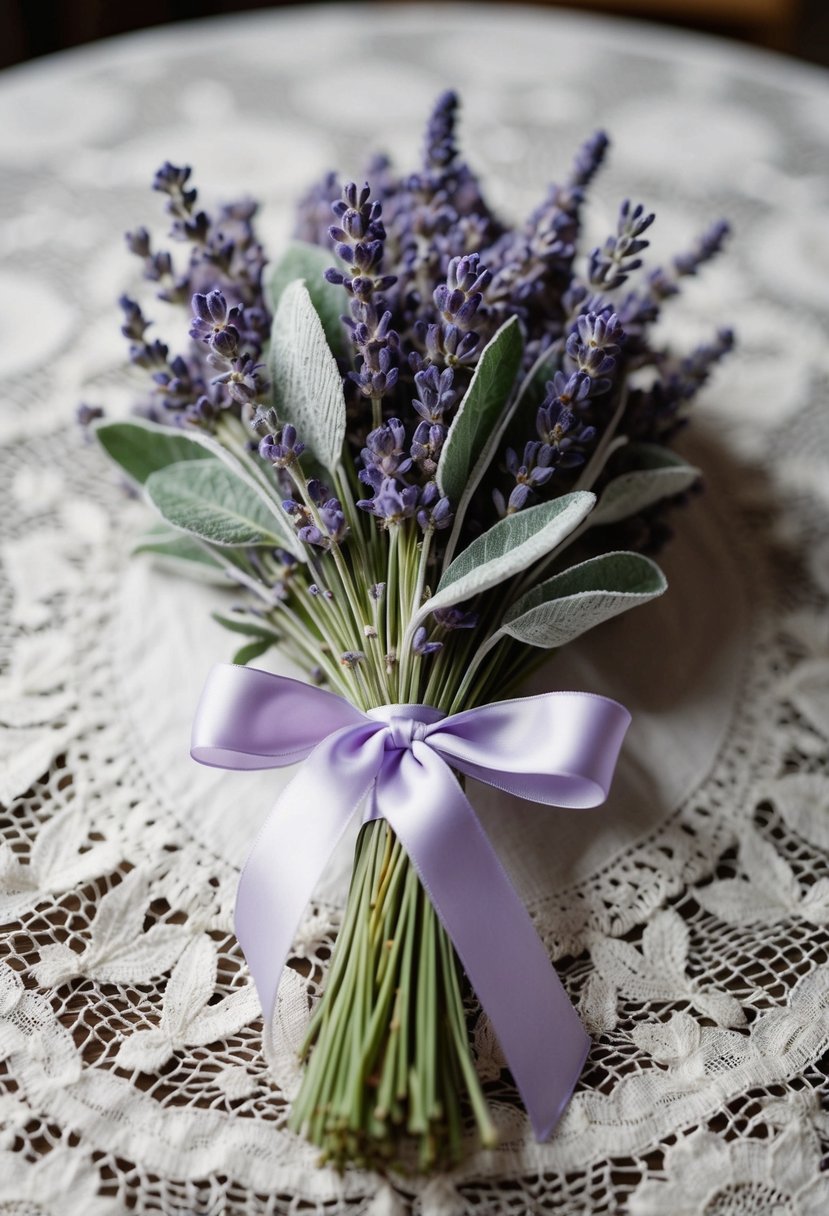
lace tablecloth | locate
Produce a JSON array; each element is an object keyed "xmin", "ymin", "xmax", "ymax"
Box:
[{"xmin": 1, "ymin": 4, "xmax": 828, "ymax": 1213}]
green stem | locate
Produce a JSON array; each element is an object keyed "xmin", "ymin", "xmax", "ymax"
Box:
[{"xmin": 289, "ymin": 819, "xmax": 497, "ymax": 1171}]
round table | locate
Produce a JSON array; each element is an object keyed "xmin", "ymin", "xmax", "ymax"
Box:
[{"xmin": 1, "ymin": 5, "xmax": 828, "ymax": 1213}]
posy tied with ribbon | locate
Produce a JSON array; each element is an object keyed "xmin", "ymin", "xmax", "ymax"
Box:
[
  {"xmin": 97, "ymin": 89, "xmax": 732, "ymax": 1168},
  {"xmin": 192, "ymin": 664, "xmax": 630, "ymax": 1140}
]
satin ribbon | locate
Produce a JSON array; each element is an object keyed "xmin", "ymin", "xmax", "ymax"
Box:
[{"xmin": 191, "ymin": 663, "xmax": 630, "ymax": 1139}]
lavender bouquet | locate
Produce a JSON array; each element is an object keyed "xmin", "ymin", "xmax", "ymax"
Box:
[{"xmin": 93, "ymin": 93, "xmax": 732, "ymax": 1172}]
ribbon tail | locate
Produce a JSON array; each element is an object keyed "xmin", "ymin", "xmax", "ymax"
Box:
[
  {"xmin": 378, "ymin": 746, "xmax": 589, "ymax": 1141},
  {"xmin": 235, "ymin": 724, "xmax": 386, "ymax": 1038}
]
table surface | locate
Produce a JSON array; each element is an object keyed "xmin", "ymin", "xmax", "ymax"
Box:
[{"xmin": 1, "ymin": 5, "xmax": 828, "ymax": 1214}]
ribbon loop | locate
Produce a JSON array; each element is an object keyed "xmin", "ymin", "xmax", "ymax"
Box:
[{"xmin": 191, "ymin": 664, "xmax": 631, "ymax": 1140}]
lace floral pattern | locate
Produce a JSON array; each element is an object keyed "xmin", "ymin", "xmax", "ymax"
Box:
[{"xmin": 1, "ymin": 7, "xmax": 828, "ymax": 1213}]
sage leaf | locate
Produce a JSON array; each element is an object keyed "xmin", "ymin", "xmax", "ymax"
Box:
[
  {"xmin": 133, "ymin": 531, "xmax": 230, "ymax": 584},
  {"xmin": 269, "ymin": 279, "xmax": 347, "ymax": 471},
  {"xmin": 591, "ymin": 444, "xmax": 700, "ymax": 526},
  {"xmin": 265, "ymin": 242, "xmax": 347, "ymax": 359},
  {"xmin": 96, "ymin": 418, "xmax": 304, "ymax": 559},
  {"xmin": 95, "ymin": 419, "xmax": 208, "ymax": 486},
  {"xmin": 146, "ymin": 458, "xmax": 291, "ymax": 548},
  {"xmin": 412, "ymin": 491, "xmax": 595, "ymax": 634},
  {"xmin": 232, "ymin": 638, "xmax": 272, "ymax": 666},
  {"xmin": 437, "ymin": 316, "xmax": 524, "ymax": 506},
  {"xmin": 498, "ymin": 551, "xmax": 667, "ymax": 649},
  {"xmin": 213, "ymin": 612, "xmax": 281, "ymax": 641}
]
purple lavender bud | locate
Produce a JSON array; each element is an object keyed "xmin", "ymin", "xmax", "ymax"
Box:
[
  {"xmin": 129, "ymin": 338, "xmax": 169, "ymax": 370},
  {"xmin": 357, "ymin": 477, "xmax": 419, "ymax": 526},
  {"xmin": 298, "ymin": 524, "xmax": 326, "ymax": 547},
  {"xmin": 259, "ymin": 424, "xmax": 305, "ymax": 468},
  {"xmin": 432, "ymin": 606, "xmax": 478, "ymax": 630},
  {"xmin": 319, "ymin": 498, "xmax": 348, "ymax": 543},
  {"xmin": 250, "ymin": 405, "xmax": 279, "ymax": 435},
  {"xmin": 340, "ymin": 651, "xmax": 365, "ymax": 667},
  {"xmin": 412, "ymin": 626, "xmax": 443, "ymax": 657},
  {"xmin": 125, "ymin": 227, "xmax": 151, "ymax": 258},
  {"xmin": 153, "ymin": 161, "xmax": 195, "ymax": 203},
  {"xmin": 412, "ymin": 366, "xmax": 457, "ymax": 422},
  {"xmin": 410, "ymin": 420, "xmax": 446, "ymax": 477},
  {"xmin": 193, "ymin": 289, "xmax": 229, "ymax": 326},
  {"xmin": 119, "ymin": 295, "xmax": 149, "ymax": 342},
  {"xmin": 416, "ymin": 482, "xmax": 453, "ymax": 531},
  {"xmin": 212, "ymin": 354, "xmax": 267, "ymax": 407},
  {"xmin": 673, "ymin": 219, "xmax": 730, "ymax": 277},
  {"xmin": 568, "ymin": 130, "xmax": 609, "ymax": 190},
  {"xmin": 507, "ymin": 484, "xmax": 532, "ymax": 513},
  {"xmin": 185, "ymin": 395, "xmax": 217, "ymax": 425},
  {"xmin": 423, "ymin": 90, "xmax": 459, "ymax": 171},
  {"xmin": 147, "ymin": 250, "xmax": 173, "ymax": 281},
  {"xmin": 588, "ymin": 201, "xmax": 655, "ymax": 291},
  {"xmin": 77, "ymin": 403, "xmax": 104, "ymax": 427},
  {"xmin": 360, "ymin": 418, "xmax": 412, "ymax": 482}
]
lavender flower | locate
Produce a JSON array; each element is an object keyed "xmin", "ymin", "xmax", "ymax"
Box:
[
  {"xmin": 211, "ymin": 353, "xmax": 267, "ymax": 408},
  {"xmin": 416, "ymin": 481, "xmax": 453, "ymax": 531},
  {"xmin": 588, "ymin": 200, "xmax": 655, "ymax": 292},
  {"xmin": 412, "ymin": 626, "xmax": 442, "ymax": 657},
  {"xmin": 411, "ymin": 365, "xmax": 457, "ymax": 422},
  {"xmin": 298, "ymin": 496, "xmax": 348, "ymax": 549},
  {"xmin": 359, "ymin": 419, "xmax": 412, "ymax": 490},
  {"xmin": 77, "ymin": 403, "xmax": 104, "ymax": 427},
  {"xmin": 259, "ymin": 425, "xmax": 306, "ymax": 468},
  {"xmin": 432, "ymin": 606, "xmax": 478, "ymax": 630},
  {"xmin": 118, "ymin": 163, "xmax": 271, "ymax": 427},
  {"xmin": 357, "ymin": 477, "xmax": 419, "ymax": 526},
  {"xmin": 190, "ymin": 289, "xmax": 242, "ymax": 361},
  {"xmin": 627, "ymin": 328, "xmax": 735, "ymax": 440}
]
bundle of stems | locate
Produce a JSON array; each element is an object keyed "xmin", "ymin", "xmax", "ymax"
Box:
[{"xmin": 289, "ymin": 819, "xmax": 497, "ymax": 1171}]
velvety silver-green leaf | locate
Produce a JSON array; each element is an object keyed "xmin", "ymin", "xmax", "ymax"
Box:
[
  {"xmin": 269, "ymin": 279, "xmax": 346, "ymax": 471},
  {"xmin": 213, "ymin": 612, "xmax": 281, "ymax": 641},
  {"xmin": 265, "ymin": 243, "xmax": 347, "ymax": 358},
  {"xmin": 499, "ymin": 551, "xmax": 667, "ymax": 649},
  {"xmin": 133, "ymin": 530, "xmax": 230, "ymax": 584},
  {"xmin": 437, "ymin": 316, "xmax": 524, "ymax": 505},
  {"xmin": 232, "ymin": 638, "xmax": 273, "ymax": 666},
  {"xmin": 96, "ymin": 418, "xmax": 304, "ymax": 558},
  {"xmin": 591, "ymin": 444, "xmax": 700, "ymax": 526},
  {"xmin": 412, "ymin": 492, "xmax": 595, "ymax": 633},
  {"xmin": 145, "ymin": 458, "xmax": 291, "ymax": 547},
  {"xmin": 95, "ymin": 419, "xmax": 208, "ymax": 486}
]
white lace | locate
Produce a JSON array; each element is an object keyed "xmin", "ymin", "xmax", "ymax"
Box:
[{"xmin": 1, "ymin": 7, "xmax": 828, "ymax": 1213}]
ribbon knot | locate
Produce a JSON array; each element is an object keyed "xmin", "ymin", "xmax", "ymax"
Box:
[
  {"xmin": 191, "ymin": 664, "xmax": 631, "ymax": 1140},
  {"xmin": 387, "ymin": 717, "xmax": 427, "ymax": 749}
]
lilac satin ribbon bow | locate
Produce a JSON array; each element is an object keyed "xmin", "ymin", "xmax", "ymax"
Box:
[{"xmin": 191, "ymin": 663, "xmax": 630, "ymax": 1139}]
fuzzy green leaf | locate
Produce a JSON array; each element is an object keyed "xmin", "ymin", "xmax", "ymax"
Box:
[
  {"xmin": 132, "ymin": 531, "xmax": 231, "ymax": 584},
  {"xmin": 213, "ymin": 612, "xmax": 281, "ymax": 640},
  {"xmin": 412, "ymin": 492, "xmax": 595, "ymax": 634},
  {"xmin": 96, "ymin": 417, "xmax": 304, "ymax": 559},
  {"xmin": 499, "ymin": 551, "xmax": 667, "ymax": 649},
  {"xmin": 265, "ymin": 243, "xmax": 347, "ymax": 358},
  {"xmin": 269, "ymin": 279, "xmax": 347, "ymax": 471},
  {"xmin": 232, "ymin": 638, "xmax": 273, "ymax": 666},
  {"xmin": 95, "ymin": 419, "xmax": 208, "ymax": 486},
  {"xmin": 437, "ymin": 316, "xmax": 524, "ymax": 505},
  {"xmin": 592, "ymin": 445, "xmax": 700, "ymax": 526},
  {"xmin": 145, "ymin": 458, "xmax": 291, "ymax": 547}
]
